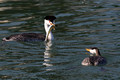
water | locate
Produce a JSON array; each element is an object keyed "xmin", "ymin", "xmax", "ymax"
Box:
[{"xmin": 0, "ymin": 0, "xmax": 120, "ymax": 79}]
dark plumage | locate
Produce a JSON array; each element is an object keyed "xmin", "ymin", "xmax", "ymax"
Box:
[
  {"xmin": 3, "ymin": 33, "xmax": 45, "ymax": 42},
  {"xmin": 44, "ymin": 16, "xmax": 56, "ymax": 22},
  {"xmin": 81, "ymin": 47, "xmax": 107, "ymax": 66},
  {"xmin": 2, "ymin": 16, "xmax": 56, "ymax": 42}
]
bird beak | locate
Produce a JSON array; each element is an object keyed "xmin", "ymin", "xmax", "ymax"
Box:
[
  {"xmin": 86, "ymin": 48, "xmax": 90, "ymax": 52},
  {"xmin": 50, "ymin": 22, "xmax": 55, "ymax": 30},
  {"xmin": 45, "ymin": 24, "xmax": 55, "ymax": 42},
  {"xmin": 48, "ymin": 23, "xmax": 55, "ymax": 34},
  {"xmin": 51, "ymin": 23, "xmax": 55, "ymax": 30}
]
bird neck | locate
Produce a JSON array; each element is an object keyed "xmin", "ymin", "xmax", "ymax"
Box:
[
  {"xmin": 96, "ymin": 49, "xmax": 101, "ymax": 56},
  {"xmin": 46, "ymin": 31, "xmax": 54, "ymax": 41},
  {"xmin": 44, "ymin": 23, "xmax": 54, "ymax": 41}
]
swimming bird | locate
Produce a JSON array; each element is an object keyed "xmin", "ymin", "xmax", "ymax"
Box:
[
  {"xmin": 2, "ymin": 16, "xmax": 56, "ymax": 42},
  {"xmin": 81, "ymin": 47, "xmax": 107, "ymax": 66}
]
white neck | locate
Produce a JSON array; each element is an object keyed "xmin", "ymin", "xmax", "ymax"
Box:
[{"xmin": 44, "ymin": 20, "xmax": 54, "ymax": 41}]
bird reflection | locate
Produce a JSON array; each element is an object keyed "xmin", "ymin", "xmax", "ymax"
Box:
[{"xmin": 43, "ymin": 41, "xmax": 54, "ymax": 71}]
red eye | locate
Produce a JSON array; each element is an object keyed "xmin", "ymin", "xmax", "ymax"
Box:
[{"xmin": 49, "ymin": 20, "xmax": 53, "ymax": 25}]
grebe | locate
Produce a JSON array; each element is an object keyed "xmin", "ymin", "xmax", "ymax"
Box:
[
  {"xmin": 81, "ymin": 47, "xmax": 107, "ymax": 66},
  {"xmin": 2, "ymin": 16, "xmax": 56, "ymax": 42}
]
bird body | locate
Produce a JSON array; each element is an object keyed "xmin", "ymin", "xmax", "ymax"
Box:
[
  {"xmin": 2, "ymin": 16, "xmax": 56, "ymax": 42},
  {"xmin": 82, "ymin": 47, "xmax": 107, "ymax": 66},
  {"xmin": 3, "ymin": 33, "xmax": 45, "ymax": 42}
]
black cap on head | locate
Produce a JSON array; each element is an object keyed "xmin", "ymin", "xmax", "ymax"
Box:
[
  {"xmin": 44, "ymin": 16, "xmax": 56, "ymax": 22},
  {"xmin": 91, "ymin": 47, "xmax": 98, "ymax": 49}
]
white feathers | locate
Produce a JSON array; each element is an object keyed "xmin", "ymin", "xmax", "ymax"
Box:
[
  {"xmin": 44, "ymin": 19, "xmax": 55, "ymax": 41},
  {"xmin": 89, "ymin": 49, "xmax": 97, "ymax": 54}
]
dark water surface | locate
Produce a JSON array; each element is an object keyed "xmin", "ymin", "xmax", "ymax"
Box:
[{"xmin": 0, "ymin": 0, "xmax": 120, "ymax": 80}]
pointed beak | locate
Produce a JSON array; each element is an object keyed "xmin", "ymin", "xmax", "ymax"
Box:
[
  {"xmin": 85, "ymin": 48, "xmax": 90, "ymax": 52},
  {"xmin": 50, "ymin": 23, "xmax": 55, "ymax": 30},
  {"xmin": 45, "ymin": 23, "xmax": 55, "ymax": 42},
  {"xmin": 48, "ymin": 23, "xmax": 55, "ymax": 34}
]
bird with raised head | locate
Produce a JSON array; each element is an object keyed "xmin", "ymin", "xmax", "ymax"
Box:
[{"xmin": 2, "ymin": 16, "xmax": 56, "ymax": 42}]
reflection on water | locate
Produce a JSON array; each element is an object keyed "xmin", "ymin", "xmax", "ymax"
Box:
[
  {"xmin": 0, "ymin": 20, "xmax": 10, "ymax": 23},
  {"xmin": 43, "ymin": 41, "xmax": 53, "ymax": 71},
  {"xmin": 0, "ymin": 7, "xmax": 12, "ymax": 11},
  {"xmin": 0, "ymin": 0, "xmax": 120, "ymax": 79}
]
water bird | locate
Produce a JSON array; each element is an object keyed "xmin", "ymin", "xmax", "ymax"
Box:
[
  {"xmin": 81, "ymin": 47, "xmax": 107, "ymax": 66},
  {"xmin": 2, "ymin": 16, "xmax": 56, "ymax": 42}
]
